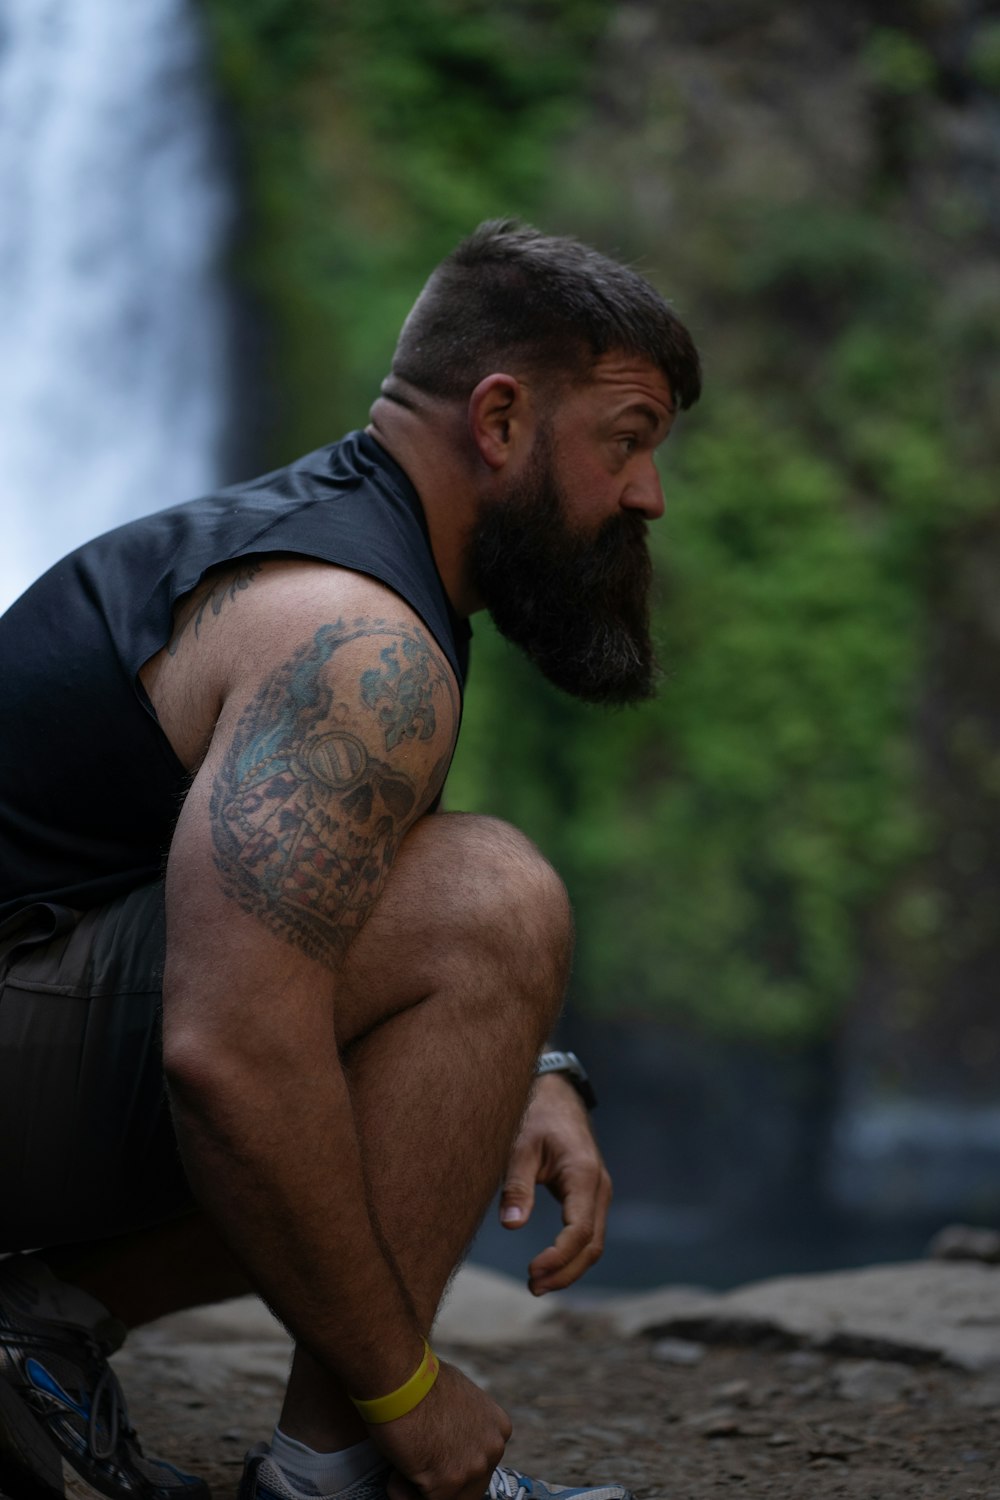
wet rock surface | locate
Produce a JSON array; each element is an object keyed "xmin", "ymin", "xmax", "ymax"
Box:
[
  {"xmin": 598, "ymin": 1259, "xmax": 1000, "ymax": 1371},
  {"xmin": 113, "ymin": 1263, "xmax": 1000, "ymax": 1500}
]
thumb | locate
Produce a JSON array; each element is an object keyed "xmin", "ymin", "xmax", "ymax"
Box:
[{"xmin": 500, "ymin": 1157, "xmax": 538, "ymax": 1230}]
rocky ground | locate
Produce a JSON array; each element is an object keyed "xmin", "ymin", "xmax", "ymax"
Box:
[{"xmin": 114, "ymin": 1254, "xmax": 1000, "ymax": 1500}]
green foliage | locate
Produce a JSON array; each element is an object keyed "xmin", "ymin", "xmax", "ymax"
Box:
[
  {"xmin": 451, "ymin": 392, "xmax": 931, "ymax": 1041},
  {"xmin": 451, "ymin": 184, "xmax": 993, "ymax": 1039},
  {"xmin": 202, "ymin": 0, "xmax": 610, "ymax": 448},
  {"xmin": 863, "ymin": 28, "xmax": 936, "ymax": 95},
  {"xmin": 199, "ymin": 2, "xmax": 998, "ymax": 1043},
  {"xmin": 969, "ymin": 20, "xmax": 1000, "ymax": 93}
]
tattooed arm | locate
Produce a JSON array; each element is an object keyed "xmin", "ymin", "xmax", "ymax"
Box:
[
  {"xmin": 208, "ymin": 618, "xmax": 452, "ymax": 966},
  {"xmin": 159, "ymin": 570, "xmax": 480, "ymax": 1434}
]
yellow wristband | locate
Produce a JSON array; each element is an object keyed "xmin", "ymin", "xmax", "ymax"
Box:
[{"xmin": 350, "ymin": 1341, "xmax": 440, "ymax": 1424}]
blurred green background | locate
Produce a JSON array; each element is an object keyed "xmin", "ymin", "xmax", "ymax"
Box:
[{"xmin": 201, "ymin": 0, "xmax": 1000, "ymax": 1085}]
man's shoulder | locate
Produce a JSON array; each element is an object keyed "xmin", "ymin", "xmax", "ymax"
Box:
[
  {"xmin": 191, "ymin": 558, "xmax": 450, "ymax": 665},
  {"xmin": 143, "ymin": 560, "xmax": 459, "ymax": 776}
]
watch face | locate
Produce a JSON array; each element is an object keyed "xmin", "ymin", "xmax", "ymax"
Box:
[{"xmin": 536, "ymin": 1052, "xmax": 596, "ymax": 1108}]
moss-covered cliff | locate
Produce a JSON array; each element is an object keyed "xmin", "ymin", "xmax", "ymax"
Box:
[{"xmin": 200, "ymin": 0, "xmax": 1000, "ymax": 1063}]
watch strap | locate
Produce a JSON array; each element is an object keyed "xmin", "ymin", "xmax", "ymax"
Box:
[{"xmin": 535, "ymin": 1049, "xmax": 597, "ymax": 1109}]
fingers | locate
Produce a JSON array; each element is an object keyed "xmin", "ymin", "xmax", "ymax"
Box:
[
  {"xmin": 499, "ymin": 1138, "xmax": 540, "ymax": 1229},
  {"xmin": 527, "ymin": 1161, "xmax": 612, "ymax": 1294},
  {"xmin": 505, "ymin": 1072, "xmax": 614, "ymax": 1291},
  {"xmin": 373, "ymin": 1362, "xmax": 511, "ymax": 1500}
]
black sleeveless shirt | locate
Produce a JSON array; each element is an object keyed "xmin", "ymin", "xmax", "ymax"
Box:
[{"xmin": 0, "ymin": 432, "xmax": 470, "ymax": 922}]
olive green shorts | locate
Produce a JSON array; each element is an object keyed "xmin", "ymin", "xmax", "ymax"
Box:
[{"xmin": 0, "ymin": 885, "xmax": 195, "ymax": 1251}]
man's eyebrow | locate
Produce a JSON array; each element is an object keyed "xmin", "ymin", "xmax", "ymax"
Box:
[{"xmin": 616, "ymin": 401, "xmax": 674, "ymax": 431}]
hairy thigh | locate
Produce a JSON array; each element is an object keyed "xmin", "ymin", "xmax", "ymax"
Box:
[{"xmin": 334, "ymin": 811, "xmax": 572, "ymax": 1048}]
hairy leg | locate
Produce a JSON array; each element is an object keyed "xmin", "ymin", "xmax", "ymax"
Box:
[
  {"xmin": 281, "ymin": 813, "xmax": 571, "ymax": 1447},
  {"xmin": 42, "ymin": 813, "xmax": 571, "ymax": 1447}
]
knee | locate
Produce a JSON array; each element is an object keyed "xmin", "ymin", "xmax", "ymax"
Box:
[
  {"xmin": 411, "ymin": 813, "xmax": 573, "ymax": 1026},
  {"xmin": 453, "ymin": 813, "xmax": 572, "ymax": 952}
]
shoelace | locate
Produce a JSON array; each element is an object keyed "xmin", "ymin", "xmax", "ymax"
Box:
[
  {"xmin": 2, "ymin": 1316, "xmax": 129, "ymax": 1465},
  {"xmin": 488, "ymin": 1467, "xmax": 528, "ymax": 1500},
  {"xmin": 87, "ymin": 1356, "xmax": 126, "ymax": 1462}
]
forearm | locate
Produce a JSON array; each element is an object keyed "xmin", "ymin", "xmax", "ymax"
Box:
[{"xmin": 166, "ymin": 1035, "xmax": 424, "ymax": 1399}]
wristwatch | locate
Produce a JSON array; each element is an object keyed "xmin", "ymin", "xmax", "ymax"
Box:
[{"xmin": 535, "ymin": 1049, "xmax": 597, "ymax": 1110}]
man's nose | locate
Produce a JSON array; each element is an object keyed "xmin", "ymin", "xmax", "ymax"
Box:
[{"xmin": 622, "ymin": 459, "xmax": 665, "ymax": 520}]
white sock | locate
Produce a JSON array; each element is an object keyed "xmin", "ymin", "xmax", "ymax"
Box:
[{"xmin": 269, "ymin": 1428, "xmax": 385, "ymax": 1496}]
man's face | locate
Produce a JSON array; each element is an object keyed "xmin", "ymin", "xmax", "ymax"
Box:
[{"xmin": 467, "ymin": 355, "xmax": 675, "ymax": 706}]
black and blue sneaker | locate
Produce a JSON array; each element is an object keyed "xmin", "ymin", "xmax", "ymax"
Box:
[
  {"xmin": 239, "ymin": 1445, "xmax": 633, "ymax": 1500},
  {"xmin": 0, "ymin": 1255, "xmax": 209, "ymax": 1500}
]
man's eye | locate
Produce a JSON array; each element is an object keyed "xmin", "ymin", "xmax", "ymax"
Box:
[{"xmin": 619, "ymin": 435, "xmax": 638, "ymax": 455}]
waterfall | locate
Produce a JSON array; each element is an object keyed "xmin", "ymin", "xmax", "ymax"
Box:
[{"xmin": 0, "ymin": 0, "xmax": 233, "ymax": 613}]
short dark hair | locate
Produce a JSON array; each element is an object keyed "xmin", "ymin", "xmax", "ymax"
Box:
[{"xmin": 390, "ymin": 219, "xmax": 702, "ymax": 409}]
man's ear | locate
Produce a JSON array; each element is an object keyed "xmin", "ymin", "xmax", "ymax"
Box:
[{"xmin": 468, "ymin": 373, "xmax": 531, "ymax": 470}]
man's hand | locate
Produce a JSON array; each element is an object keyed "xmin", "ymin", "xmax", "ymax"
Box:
[
  {"xmin": 498, "ymin": 1073, "xmax": 612, "ymax": 1294},
  {"xmin": 377, "ymin": 1361, "xmax": 512, "ymax": 1500}
]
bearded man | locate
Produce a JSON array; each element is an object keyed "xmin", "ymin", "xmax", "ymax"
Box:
[{"xmin": 0, "ymin": 220, "xmax": 701, "ymax": 1500}]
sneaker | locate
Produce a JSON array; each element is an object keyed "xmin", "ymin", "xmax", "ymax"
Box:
[
  {"xmin": 239, "ymin": 1446, "xmax": 633, "ymax": 1500},
  {"xmin": 0, "ymin": 1254, "xmax": 208, "ymax": 1500},
  {"xmin": 487, "ymin": 1466, "xmax": 633, "ymax": 1500}
]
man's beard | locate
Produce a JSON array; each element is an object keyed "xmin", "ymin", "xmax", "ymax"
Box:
[{"xmin": 466, "ymin": 433, "xmax": 658, "ymax": 705}]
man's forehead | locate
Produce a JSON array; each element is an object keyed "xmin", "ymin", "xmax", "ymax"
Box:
[{"xmin": 561, "ymin": 351, "xmax": 677, "ymax": 428}]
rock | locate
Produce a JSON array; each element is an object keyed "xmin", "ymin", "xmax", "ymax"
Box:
[
  {"xmin": 433, "ymin": 1264, "xmax": 558, "ymax": 1344},
  {"xmin": 108, "ymin": 1253, "xmax": 1000, "ymax": 1431},
  {"xmin": 788, "ymin": 1376, "xmax": 827, "ymax": 1400},
  {"xmin": 711, "ymin": 1378, "xmax": 752, "ymax": 1405},
  {"xmin": 116, "ymin": 1340, "xmax": 293, "ymax": 1397},
  {"xmin": 955, "ymin": 1373, "xmax": 1000, "ymax": 1408},
  {"xmin": 927, "ymin": 1223, "xmax": 1000, "ymax": 1264},
  {"xmin": 832, "ymin": 1359, "xmax": 912, "ymax": 1403},
  {"xmin": 684, "ymin": 1408, "xmax": 742, "ymax": 1436},
  {"xmin": 685, "ymin": 1408, "xmax": 770, "ymax": 1439},
  {"xmin": 123, "ymin": 1267, "xmax": 547, "ymax": 1358},
  {"xmin": 128, "ymin": 1296, "xmax": 289, "ymax": 1345},
  {"xmin": 596, "ymin": 1284, "xmax": 721, "ymax": 1339},
  {"xmin": 617, "ymin": 1261, "xmax": 1000, "ymax": 1372},
  {"xmin": 780, "ymin": 1350, "xmax": 827, "ymax": 1373},
  {"xmin": 113, "ymin": 1299, "xmax": 295, "ymax": 1399},
  {"xmin": 443, "ymin": 1353, "xmax": 491, "ymax": 1387},
  {"xmin": 650, "ymin": 1336, "xmax": 705, "ymax": 1366}
]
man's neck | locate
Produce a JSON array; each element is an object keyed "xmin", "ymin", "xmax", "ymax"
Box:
[{"xmin": 366, "ymin": 387, "xmax": 484, "ymax": 619}]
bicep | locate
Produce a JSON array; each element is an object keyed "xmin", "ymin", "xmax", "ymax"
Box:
[{"xmin": 164, "ymin": 615, "xmax": 458, "ymax": 1027}]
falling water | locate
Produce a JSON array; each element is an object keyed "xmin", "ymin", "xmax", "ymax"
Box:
[{"xmin": 0, "ymin": 0, "xmax": 233, "ymax": 613}]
